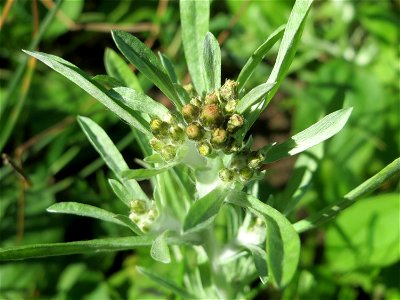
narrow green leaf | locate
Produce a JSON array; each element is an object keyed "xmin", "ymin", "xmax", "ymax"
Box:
[
  {"xmin": 121, "ymin": 165, "xmax": 175, "ymax": 181},
  {"xmin": 111, "ymin": 30, "xmax": 181, "ymax": 109},
  {"xmin": 109, "ymin": 86, "xmax": 168, "ymax": 119},
  {"xmin": 180, "ymin": 0, "xmax": 209, "ymax": 95},
  {"xmin": 203, "ymin": 32, "xmax": 221, "ymax": 92},
  {"xmin": 173, "ymin": 83, "xmax": 191, "ymax": 105},
  {"xmin": 47, "ymin": 202, "xmax": 127, "ymax": 227},
  {"xmin": 0, "ymin": 236, "xmax": 154, "ymax": 261},
  {"xmin": 183, "ymin": 187, "xmax": 226, "ymax": 233},
  {"xmin": 236, "ymin": 83, "xmax": 275, "ymax": 114},
  {"xmin": 263, "ymin": 108, "xmax": 353, "ymax": 163},
  {"xmin": 237, "ymin": 25, "xmax": 285, "ymax": 93},
  {"xmin": 92, "ymin": 74, "xmax": 124, "ymax": 89},
  {"xmin": 113, "ymin": 214, "xmax": 143, "ymax": 235},
  {"xmin": 108, "ymin": 179, "xmax": 132, "ymax": 207},
  {"xmin": 226, "ymin": 192, "xmax": 300, "ymax": 288},
  {"xmin": 137, "ymin": 266, "xmax": 195, "ymax": 298},
  {"xmin": 246, "ymin": 245, "xmax": 269, "ymax": 284},
  {"xmin": 23, "ymin": 50, "xmax": 151, "ymax": 136},
  {"xmin": 294, "ymin": 158, "xmax": 400, "ymax": 233},
  {"xmin": 150, "ymin": 231, "xmax": 171, "ymax": 264},
  {"xmin": 105, "ymin": 48, "xmax": 143, "ymax": 92},
  {"xmin": 159, "ymin": 52, "xmax": 178, "ymax": 83}
]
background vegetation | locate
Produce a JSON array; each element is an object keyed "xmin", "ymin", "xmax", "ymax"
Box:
[{"xmin": 0, "ymin": 0, "xmax": 398, "ymax": 299}]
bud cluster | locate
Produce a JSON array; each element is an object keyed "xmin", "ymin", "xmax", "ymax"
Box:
[
  {"xmin": 181, "ymin": 80, "xmax": 245, "ymax": 156},
  {"xmin": 219, "ymin": 150, "xmax": 265, "ymax": 183},
  {"xmin": 149, "ymin": 113, "xmax": 185, "ymax": 161},
  {"xmin": 129, "ymin": 199, "xmax": 159, "ymax": 232}
]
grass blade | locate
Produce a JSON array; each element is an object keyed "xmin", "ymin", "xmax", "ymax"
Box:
[
  {"xmin": 203, "ymin": 32, "xmax": 221, "ymax": 92},
  {"xmin": 180, "ymin": 0, "xmax": 209, "ymax": 95},
  {"xmin": 111, "ymin": 30, "xmax": 181, "ymax": 109},
  {"xmin": 237, "ymin": 25, "xmax": 285, "ymax": 93},
  {"xmin": 263, "ymin": 108, "xmax": 353, "ymax": 163}
]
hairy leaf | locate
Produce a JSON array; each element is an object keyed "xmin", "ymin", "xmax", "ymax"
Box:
[
  {"xmin": 203, "ymin": 32, "xmax": 221, "ymax": 92},
  {"xmin": 150, "ymin": 231, "xmax": 171, "ymax": 264}
]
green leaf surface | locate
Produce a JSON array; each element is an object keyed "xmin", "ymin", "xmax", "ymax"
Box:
[
  {"xmin": 0, "ymin": 236, "xmax": 153, "ymax": 261},
  {"xmin": 108, "ymin": 179, "xmax": 132, "ymax": 207},
  {"xmin": 263, "ymin": 107, "xmax": 352, "ymax": 163},
  {"xmin": 111, "ymin": 30, "xmax": 181, "ymax": 109},
  {"xmin": 92, "ymin": 74, "xmax": 124, "ymax": 89},
  {"xmin": 180, "ymin": 0, "xmax": 209, "ymax": 95},
  {"xmin": 47, "ymin": 202, "xmax": 127, "ymax": 227},
  {"xmin": 121, "ymin": 165, "xmax": 176, "ymax": 181},
  {"xmin": 237, "ymin": 25, "xmax": 285, "ymax": 93},
  {"xmin": 150, "ymin": 231, "xmax": 171, "ymax": 264},
  {"xmin": 247, "ymin": 245, "xmax": 269, "ymax": 284},
  {"xmin": 23, "ymin": 50, "xmax": 151, "ymax": 136},
  {"xmin": 137, "ymin": 266, "xmax": 195, "ymax": 298},
  {"xmin": 325, "ymin": 194, "xmax": 400, "ymax": 272},
  {"xmin": 113, "ymin": 215, "xmax": 143, "ymax": 235},
  {"xmin": 226, "ymin": 192, "xmax": 300, "ymax": 288},
  {"xmin": 104, "ymin": 48, "xmax": 143, "ymax": 92},
  {"xmin": 237, "ymin": 83, "xmax": 275, "ymax": 114},
  {"xmin": 203, "ymin": 32, "xmax": 221, "ymax": 92},
  {"xmin": 109, "ymin": 86, "xmax": 168, "ymax": 118},
  {"xmin": 183, "ymin": 187, "xmax": 226, "ymax": 233},
  {"xmin": 159, "ymin": 52, "xmax": 178, "ymax": 84}
]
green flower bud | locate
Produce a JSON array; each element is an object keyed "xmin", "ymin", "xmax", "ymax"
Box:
[
  {"xmin": 239, "ymin": 167, "xmax": 254, "ymax": 181},
  {"xmin": 227, "ymin": 114, "xmax": 244, "ymax": 133},
  {"xmin": 248, "ymin": 151, "xmax": 265, "ymax": 169},
  {"xmin": 131, "ymin": 199, "xmax": 147, "ymax": 214},
  {"xmin": 211, "ymin": 128, "xmax": 228, "ymax": 145},
  {"xmin": 182, "ymin": 103, "xmax": 200, "ymax": 122},
  {"xmin": 160, "ymin": 144, "xmax": 176, "ymax": 161},
  {"xmin": 223, "ymin": 139, "xmax": 241, "ymax": 154},
  {"xmin": 150, "ymin": 118, "xmax": 168, "ymax": 136},
  {"xmin": 140, "ymin": 222, "xmax": 151, "ymax": 233},
  {"xmin": 219, "ymin": 79, "xmax": 238, "ymax": 101},
  {"xmin": 204, "ymin": 91, "xmax": 219, "ymax": 104},
  {"xmin": 186, "ymin": 122, "xmax": 204, "ymax": 140},
  {"xmin": 183, "ymin": 83, "xmax": 195, "ymax": 97},
  {"xmin": 169, "ymin": 125, "xmax": 185, "ymax": 142},
  {"xmin": 149, "ymin": 138, "xmax": 164, "ymax": 151},
  {"xmin": 224, "ymin": 99, "xmax": 237, "ymax": 114},
  {"xmin": 129, "ymin": 212, "xmax": 140, "ymax": 223},
  {"xmin": 147, "ymin": 208, "xmax": 158, "ymax": 221},
  {"xmin": 190, "ymin": 96, "xmax": 203, "ymax": 107},
  {"xmin": 197, "ymin": 141, "xmax": 212, "ymax": 156},
  {"xmin": 219, "ymin": 168, "xmax": 235, "ymax": 182},
  {"xmin": 200, "ymin": 104, "xmax": 224, "ymax": 128}
]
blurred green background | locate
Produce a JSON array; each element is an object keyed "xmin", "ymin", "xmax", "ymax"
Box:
[{"xmin": 0, "ymin": 0, "xmax": 398, "ymax": 299}]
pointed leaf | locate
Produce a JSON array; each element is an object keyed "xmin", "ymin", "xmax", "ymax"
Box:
[
  {"xmin": 138, "ymin": 267, "xmax": 195, "ymax": 298},
  {"xmin": 150, "ymin": 231, "xmax": 171, "ymax": 264},
  {"xmin": 226, "ymin": 192, "xmax": 300, "ymax": 288},
  {"xmin": 23, "ymin": 50, "xmax": 151, "ymax": 136},
  {"xmin": 237, "ymin": 83, "xmax": 275, "ymax": 114},
  {"xmin": 47, "ymin": 202, "xmax": 128, "ymax": 227},
  {"xmin": 111, "ymin": 30, "xmax": 181, "ymax": 109},
  {"xmin": 109, "ymin": 86, "xmax": 168, "ymax": 119},
  {"xmin": 203, "ymin": 32, "xmax": 221, "ymax": 92},
  {"xmin": 159, "ymin": 52, "xmax": 178, "ymax": 83},
  {"xmin": 246, "ymin": 245, "xmax": 269, "ymax": 284},
  {"xmin": 108, "ymin": 179, "xmax": 132, "ymax": 207},
  {"xmin": 0, "ymin": 236, "xmax": 154, "ymax": 261},
  {"xmin": 183, "ymin": 187, "xmax": 226, "ymax": 233},
  {"xmin": 263, "ymin": 108, "xmax": 353, "ymax": 163},
  {"xmin": 121, "ymin": 164, "xmax": 176, "ymax": 181},
  {"xmin": 180, "ymin": 0, "xmax": 209, "ymax": 95},
  {"xmin": 237, "ymin": 25, "xmax": 285, "ymax": 93},
  {"xmin": 113, "ymin": 215, "xmax": 143, "ymax": 235},
  {"xmin": 105, "ymin": 48, "xmax": 143, "ymax": 92},
  {"xmin": 92, "ymin": 74, "xmax": 124, "ymax": 89}
]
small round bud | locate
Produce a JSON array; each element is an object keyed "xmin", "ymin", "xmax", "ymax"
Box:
[
  {"xmin": 160, "ymin": 145, "xmax": 176, "ymax": 161},
  {"xmin": 223, "ymin": 139, "xmax": 241, "ymax": 154},
  {"xmin": 200, "ymin": 104, "xmax": 224, "ymax": 128},
  {"xmin": 140, "ymin": 222, "xmax": 151, "ymax": 233},
  {"xmin": 129, "ymin": 212, "xmax": 140, "ymax": 223},
  {"xmin": 220, "ymin": 79, "xmax": 238, "ymax": 101},
  {"xmin": 227, "ymin": 114, "xmax": 244, "ymax": 133},
  {"xmin": 224, "ymin": 99, "xmax": 237, "ymax": 114},
  {"xmin": 197, "ymin": 141, "xmax": 212, "ymax": 156},
  {"xmin": 248, "ymin": 151, "xmax": 265, "ymax": 169},
  {"xmin": 182, "ymin": 104, "xmax": 200, "ymax": 122},
  {"xmin": 239, "ymin": 167, "xmax": 254, "ymax": 181},
  {"xmin": 169, "ymin": 125, "xmax": 185, "ymax": 142},
  {"xmin": 190, "ymin": 96, "xmax": 203, "ymax": 107},
  {"xmin": 147, "ymin": 208, "xmax": 158, "ymax": 221},
  {"xmin": 211, "ymin": 128, "xmax": 228, "ymax": 145},
  {"xmin": 149, "ymin": 138, "xmax": 164, "ymax": 151},
  {"xmin": 183, "ymin": 84, "xmax": 195, "ymax": 97},
  {"xmin": 186, "ymin": 122, "xmax": 204, "ymax": 140},
  {"xmin": 150, "ymin": 118, "xmax": 168, "ymax": 136},
  {"xmin": 219, "ymin": 168, "xmax": 235, "ymax": 182},
  {"xmin": 204, "ymin": 91, "xmax": 219, "ymax": 104},
  {"xmin": 131, "ymin": 199, "xmax": 147, "ymax": 214}
]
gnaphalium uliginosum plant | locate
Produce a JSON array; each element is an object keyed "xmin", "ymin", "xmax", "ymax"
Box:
[{"xmin": 5, "ymin": 0, "xmax": 395, "ymax": 298}]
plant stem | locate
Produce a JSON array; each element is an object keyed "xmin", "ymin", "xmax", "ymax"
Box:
[{"xmin": 294, "ymin": 157, "xmax": 400, "ymax": 233}]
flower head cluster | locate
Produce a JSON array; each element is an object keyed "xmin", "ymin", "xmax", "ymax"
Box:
[
  {"xmin": 129, "ymin": 199, "xmax": 159, "ymax": 232},
  {"xmin": 181, "ymin": 79, "xmax": 244, "ymax": 156}
]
